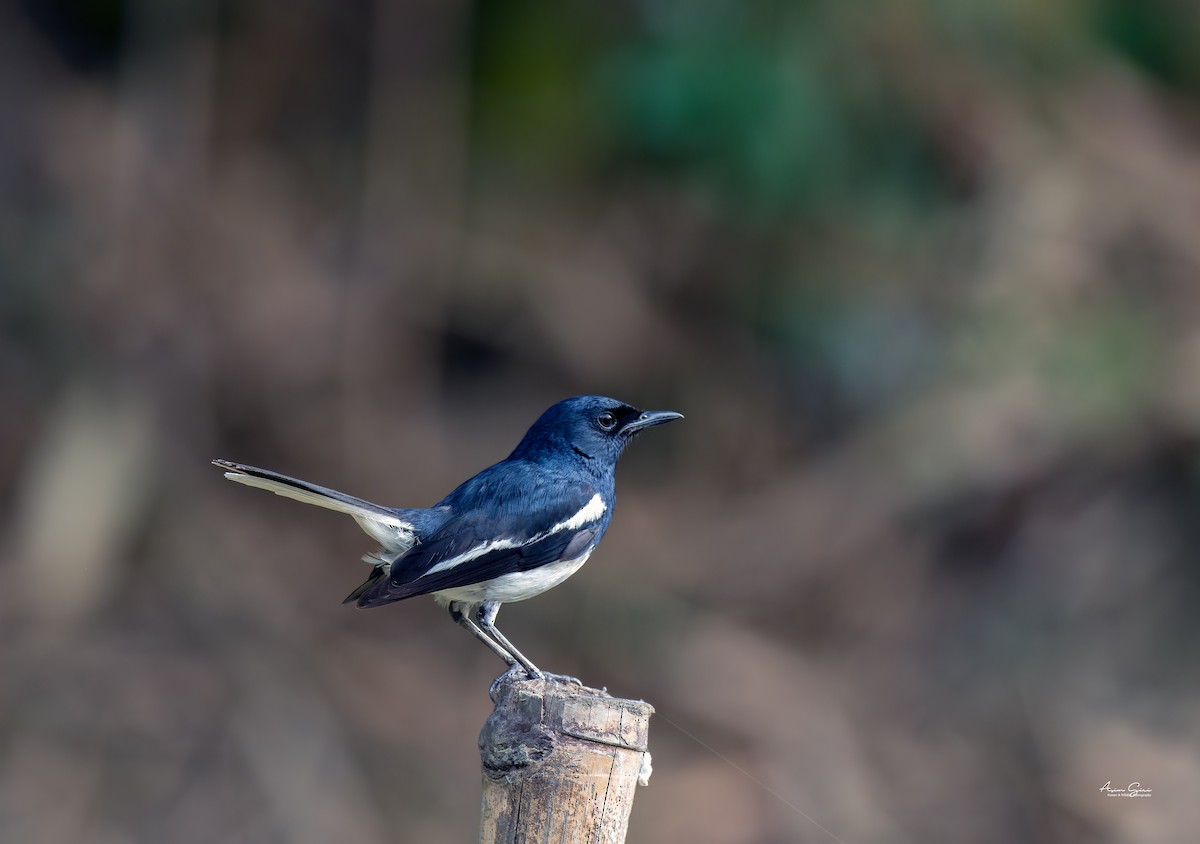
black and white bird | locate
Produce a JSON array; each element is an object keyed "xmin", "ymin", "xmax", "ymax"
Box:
[{"xmin": 213, "ymin": 396, "xmax": 682, "ymax": 679}]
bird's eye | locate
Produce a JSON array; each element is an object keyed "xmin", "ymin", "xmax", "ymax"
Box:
[{"xmin": 597, "ymin": 412, "xmax": 617, "ymax": 431}]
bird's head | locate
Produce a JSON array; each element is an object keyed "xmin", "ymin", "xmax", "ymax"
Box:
[{"xmin": 511, "ymin": 396, "xmax": 683, "ymax": 467}]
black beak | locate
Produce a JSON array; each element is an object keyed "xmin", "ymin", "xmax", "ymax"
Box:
[{"xmin": 621, "ymin": 409, "xmax": 684, "ymax": 436}]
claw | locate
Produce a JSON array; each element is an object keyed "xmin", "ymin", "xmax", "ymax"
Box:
[
  {"xmin": 488, "ymin": 667, "xmax": 588, "ymax": 702},
  {"xmin": 489, "ymin": 665, "xmax": 527, "ymax": 702},
  {"xmin": 541, "ymin": 671, "xmax": 583, "ymax": 687}
]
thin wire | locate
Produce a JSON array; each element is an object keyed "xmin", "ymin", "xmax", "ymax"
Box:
[{"xmin": 654, "ymin": 709, "xmax": 850, "ymax": 844}]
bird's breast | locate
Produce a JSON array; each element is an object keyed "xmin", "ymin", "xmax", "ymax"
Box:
[{"xmin": 431, "ymin": 547, "xmax": 595, "ymax": 605}]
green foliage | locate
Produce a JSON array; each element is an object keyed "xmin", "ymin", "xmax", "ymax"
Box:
[{"xmin": 1094, "ymin": 0, "xmax": 1200, "ymax": 92}]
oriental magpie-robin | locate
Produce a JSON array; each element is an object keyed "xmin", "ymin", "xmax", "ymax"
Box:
[{"xmin": 213, "ymin": 396, "xmax": 682, "ymax": 679}]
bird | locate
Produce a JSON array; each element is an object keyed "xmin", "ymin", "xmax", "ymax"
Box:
[{"xmin": 212, "ymin": 396, "xmax": 682, "ymax": 680}]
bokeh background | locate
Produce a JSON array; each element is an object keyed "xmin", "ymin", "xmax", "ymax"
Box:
[{"xmin": 3, "ymin": 1, "xmax": 1199, "ymax": 841}]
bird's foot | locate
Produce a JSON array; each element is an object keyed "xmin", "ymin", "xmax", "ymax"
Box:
[
  {"xmin": 488, "ymin": 666, "xmax": 584, "ymax": 701},
  {"xmin": 488, "ymin": 665, "xmax": 528, "ymax": 701},
  {"xmin": 540, "ymin": 671, "xmax": 584, "ymax": 687}
]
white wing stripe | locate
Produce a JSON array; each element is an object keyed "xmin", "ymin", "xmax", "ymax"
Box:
[
  {"xmin": 546, "ymin": 493, "xmax": 606, "ymax": 534},
  {"xmin": 423, "ymin": 537, "xmax": 522, "ymax": 576},
  {"xmin": 416, "ymin": 493, "xmax": 606, "ymax": 579}
]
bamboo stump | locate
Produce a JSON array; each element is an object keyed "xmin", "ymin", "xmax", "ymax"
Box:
[{"xmin": 479, "ymin": 676, "xmax": 654, "ymax": 844}]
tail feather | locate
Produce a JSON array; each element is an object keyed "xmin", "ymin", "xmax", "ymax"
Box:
[
  {"xmin": 342, "ymin": 567, "xmax": 388, "ymax": 604},
  {"xmin": 212, "ymin": 459, "xmax": 417, "ymax": 551}
]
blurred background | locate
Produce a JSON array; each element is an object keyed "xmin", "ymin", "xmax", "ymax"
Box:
[{"xmin": 2, "ymin": 0, "xmax": 1199, "ymax": 841}]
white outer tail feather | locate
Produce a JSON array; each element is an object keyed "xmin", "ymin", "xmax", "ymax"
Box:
[{"xmin": 220, "ymin": 468, "xmax": 417, "ymax": 554}]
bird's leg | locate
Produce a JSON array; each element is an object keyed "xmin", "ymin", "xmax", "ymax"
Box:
[
  {"xmin": 475, "ymin": 601, "xmax": 544, "ymax": 680},
  {"xmin": 448, "ymin": 603, "xmax": 515, "ymax": 667}
]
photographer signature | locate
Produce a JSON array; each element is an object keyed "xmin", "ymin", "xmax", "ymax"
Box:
[{"xmin": 1099, "ymin": 781, "xmax": 1152, "ymax": 798}]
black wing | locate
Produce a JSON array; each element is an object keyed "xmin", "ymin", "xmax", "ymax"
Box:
[
  {"xmin": 374, "ymin": 525, "xmax": 598, "ymax": 602},
  {"xmin": 354, "ymin": 474, "xmax": 603, "ymax": 608}
]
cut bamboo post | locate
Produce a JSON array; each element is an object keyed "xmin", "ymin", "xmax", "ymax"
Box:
[{"xmin": 479, "ymin": 676, "xmax": 654, "ymax": 844}]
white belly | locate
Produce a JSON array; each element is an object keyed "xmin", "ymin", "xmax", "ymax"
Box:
[{"xmin": 432, "ymin": 549, "xmax": 593, "ymax": 605}]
